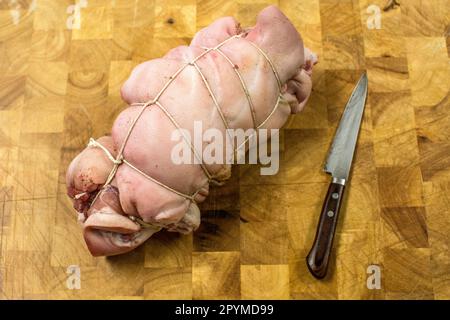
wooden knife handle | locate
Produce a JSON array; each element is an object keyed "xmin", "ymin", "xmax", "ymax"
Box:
[{"xmin": 306, "ymin": 180, "xmax": 345, "ymax": 279}]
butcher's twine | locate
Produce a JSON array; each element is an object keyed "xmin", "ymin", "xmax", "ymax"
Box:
[{"xmin": 86, "ymin": 33, "xmax": 283, "ymax": 229}]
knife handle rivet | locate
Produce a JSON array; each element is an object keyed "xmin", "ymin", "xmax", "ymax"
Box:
[
  {"xmin": 327, "ymin": 210, "xmax": 334, "ymax": 217},
  {"xmin": 332, "ymin": 193, "xmax": 339, "ymax": 199}
]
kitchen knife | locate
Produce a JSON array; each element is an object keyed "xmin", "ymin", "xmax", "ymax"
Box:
[{"xmin": 306, "ymin": 73, "xmax": 368, "ymax": 279}]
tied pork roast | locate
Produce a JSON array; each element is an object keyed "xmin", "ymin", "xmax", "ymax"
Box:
[{"xmin": 66, "ymin": 5, "xmax": 318, "ymax": 256}]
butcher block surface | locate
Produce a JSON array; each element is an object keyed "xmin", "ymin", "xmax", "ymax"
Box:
[{"xmin": 0, "ymin": 0, "xmax": 449, "ymax": 299}]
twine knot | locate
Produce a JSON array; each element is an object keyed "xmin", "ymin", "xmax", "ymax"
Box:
[{"xmin": 113, "ymin": 155, "xmax": 123, "ymax": 165}]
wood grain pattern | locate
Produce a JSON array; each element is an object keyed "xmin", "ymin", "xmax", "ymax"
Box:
[{"xmin": 0, "ymin": 0, "xmax": 449, "ymax": 299}]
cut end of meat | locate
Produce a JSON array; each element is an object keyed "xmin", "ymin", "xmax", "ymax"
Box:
[
  {"xmin": 282, "ymin": 46, "xmax": 318, "ymax": 114},
  {"xmin": 84, "ymin": 228, "xmax": 159, "ymax": 257},
  {"xmin": 81, "ymin": 185, "xmax": 159, "ymax": 256},
  {"xmin": 66, "ymin": 136, "xmax": 116, "ymax": 208},
  {"xmin": 303, "ymin": 47, "xmax": 319, "ymax": 76}
]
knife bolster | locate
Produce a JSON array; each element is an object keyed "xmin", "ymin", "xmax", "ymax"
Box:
[{"xmin": 332, "ymin": 177, "xmax": 346, "ymax": 185}]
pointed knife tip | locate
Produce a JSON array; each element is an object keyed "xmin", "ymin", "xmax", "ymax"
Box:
[{"xmin": 360, "ymin": 72, "xmax": 368, "ymax": 89}]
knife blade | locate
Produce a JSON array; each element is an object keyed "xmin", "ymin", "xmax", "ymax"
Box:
[{"xmin": 306, "ymin": 73, "xmax": 368, "ymax": 279}]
